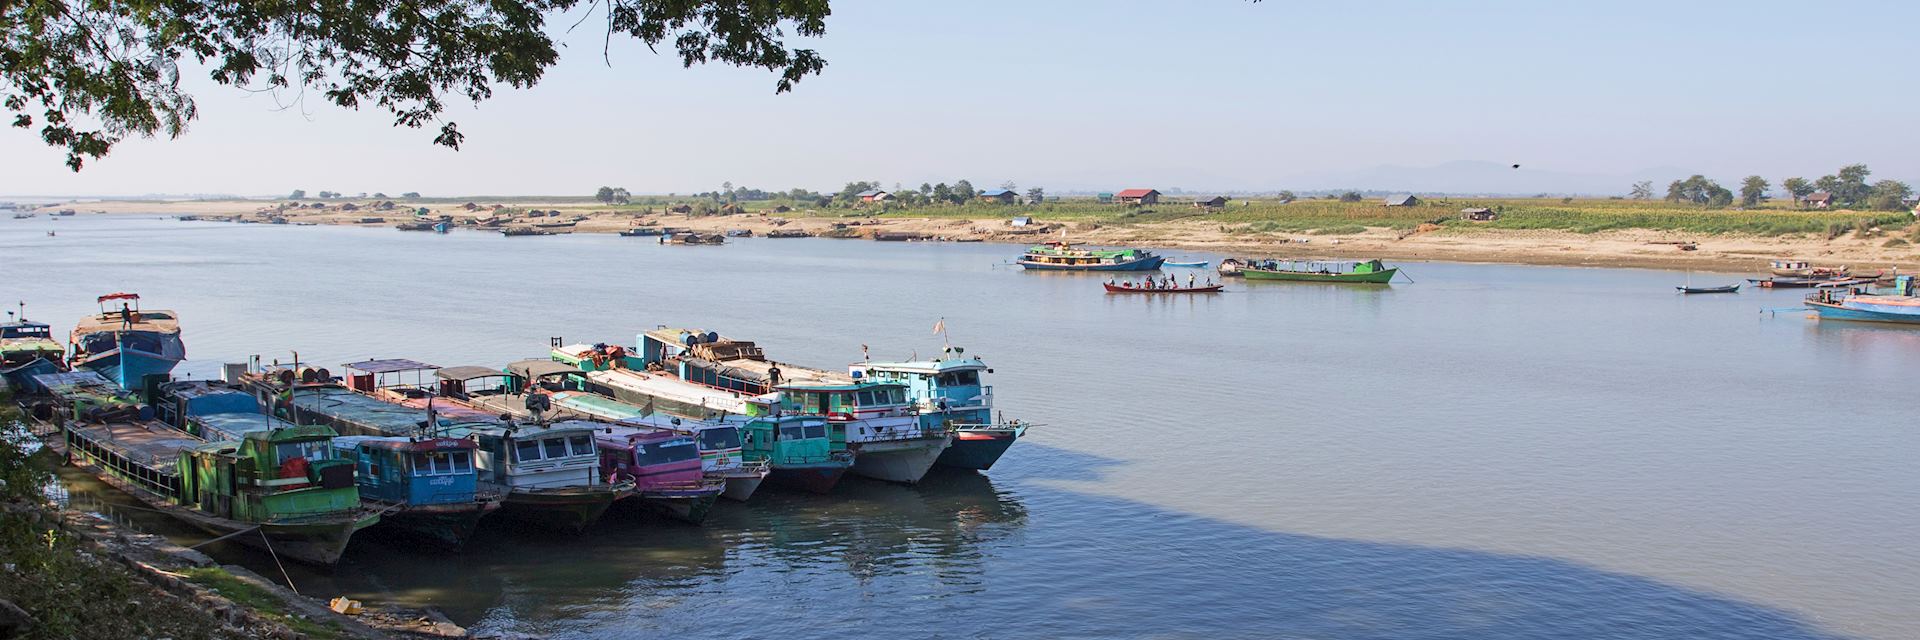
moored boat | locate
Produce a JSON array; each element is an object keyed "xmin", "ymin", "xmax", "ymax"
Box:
[
  {"xmin": 37, "ymin": 371, "xmax": 379, "ymax": 566},
  {"xmin": 1240, "ymin": 259, "xmax": 1398, "ymax": 283},
  {"xmin": 1770, "ymin": 259, "xmax": 1848, "ymax": 278},
  {"xmin": 852, "ymin": 346, "xmax": 1028, "ymax": 472},
  {"xmin": 67, "ymin": 293, "xmax": 185, "ymax": 391},
  {"xmin": 2, "ymin": 305, "xmax": 66, "ymax": 394},
  {"xmin": 330, "ymin": 435, "xmax": 504, "ymax": 549},
  {"xmin": 1747, "ymin": 276, "xmax": 1875, "ymax": 289},
  {"xmin": 1017, "ymin": 242, "xmax": 1164, "ymax": 271},
  {"xmin": 593, "ymin": 423, "xmax": 725, "ymax": 523},
  {"xmin": 618, "ymin": 227, "xmax": 663, "ymax": 237},
  {"xmin": 1806, "ymin": 282, "xmax": 1920, "ymax": 325},
  {"xmin": 1165, "ymin": 260, "xmax": 1209, "ymax": 268},
  {"xmin": 1677, "ymin": 284, "xmax": 1741, "ymax": 294}
]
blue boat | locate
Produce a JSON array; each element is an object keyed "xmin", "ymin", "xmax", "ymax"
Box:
[
  {"xmin": 1806, "ymin": 278, "xmax": 1920, "ymax": 324},
  {"xmin": 331, "ymin": 435, "xmax": 503, "ymax": 549},
  {"xmin": 432, "ymin": 221, "xmax": 450, "ymax": 233},
  {"xmin": 1165, "ymin": 260, "xmax": 1210, "ymax": 268},
  {"xmin": 852, "ymin": 346, "xmax": 1027, "ymax": 471},
  {"xmin": 1017, "ymin": 242, "xmax": 1164, "ymax": 271},
  {"xmin": 67, "ymin": 293, "xmax": 184, "ymax": 392},
  {"xmin": 2, "ymin": 305, "xmax": 66, "ymax": 394}
]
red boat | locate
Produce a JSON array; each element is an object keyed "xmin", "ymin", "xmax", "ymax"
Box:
[{"xmin": 1104, "ymin": 283, "xmax": 1223, "ymax": 294}]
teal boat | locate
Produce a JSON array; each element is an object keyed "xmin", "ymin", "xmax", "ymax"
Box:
[
  {"xmin": 852, "ymin": 346, "xmax": 1027, "ymax": 471},
  {"xmin": 1017, "ymin": 242, "xmax": 1164, "ymax": 271}
]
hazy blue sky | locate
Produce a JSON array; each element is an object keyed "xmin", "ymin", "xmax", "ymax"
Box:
[{"xmin": 4, "ymin": 0, "xmax": 1917, "ymax": 196}]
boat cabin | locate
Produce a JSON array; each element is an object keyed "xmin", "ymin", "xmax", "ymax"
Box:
[
  {"xmin": 445, "ymin": 421, "xmax": 603, "ymax": 491},
  {"xmin": 615, "ymin": 414, "xmax": 746, "ymax": 474},
  {"xmin": 1, "ymin": 312, "xmax": 64, "ymax": 394},
  {"xmin": 331, "ymin": 435, "xmax": 482, "ymax": 507},
  {"xmin": 177, "ymin": 425, "xmax": 362, "ymax": 522},
  {"xmin": 851, "ymin": 347, "xmax": 995, "ymax": 426},
  {"xmin": 738, "ymin": 415, "xmax": 844, "ymax": 468},
  {"xmin": 593, "ymin": 424, "xmax": 705, "ymax": 491},
  {"xmin": 342, "ymin": 358, "xmax": 444, "ymax": 402},
  {"xmin": 637, "ymin": 328, "xmax": 775, "ymax": 394}
]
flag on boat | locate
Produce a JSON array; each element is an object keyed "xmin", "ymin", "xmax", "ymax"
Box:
[
  {"xmin": 931, "ymin": 319, "xmax": 944, "ymax": 336},
  {"xmin": 641, "ymin": 398, "xmax": 655, "ymax": 417}
]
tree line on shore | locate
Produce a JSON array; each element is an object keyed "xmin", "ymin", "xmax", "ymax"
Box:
[{"xmin": 1629, "ymin": 164, "xmax": 1911, "ymax": 211}]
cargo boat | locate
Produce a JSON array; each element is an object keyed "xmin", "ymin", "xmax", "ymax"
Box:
[
  {"xmin": 1240, "ymin": 259, "xmax": 1398, "ymax": 283},
  {"xmin": 1, "ymin": 304, "xmax": 65, "ymax": 394},
  {"xmin": 248, "ymin": 364, "xmax": 624, "ymax": 533},
  {"xmin": 38, "ymin": 372, "xmax": 377, "ymax": 566},
  {"xmin": 852, "ymin": 346, "xmax": 1027, "ymax": 471},
  {"xmin": 68, "ymin": 293, "xmax": 185, "ymax": 391},
  {"xmin": 1806, "ymin": 278, "xmax": 1920, "ymax": 325},
  {"xmin": 637, "ymin": 328, "xmax": 951, "ymax": 484}
]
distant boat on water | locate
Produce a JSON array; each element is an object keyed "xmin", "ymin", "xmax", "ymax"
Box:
[
  {"xmin": 1770, "ymin": 260, "xmax": 1848, "ymax": 278},
  {"xmin": 1017, "ymin": 242, "xmax": 1164, "ymax": 271},
  {"xmin": 1164, "ymin": 260, "xmax": 1209, "ymax": 268},
  {"xmin": 1677, "ymin": 284, "xmax": 1740, "ymax": 294},
  {"xmin": 1806, "ymin": 276, "xmax": 1920, "ymax": 324},
  {"xmin": 1239, "ymin": 259, "xmax": 1399, "ymax": 284}
]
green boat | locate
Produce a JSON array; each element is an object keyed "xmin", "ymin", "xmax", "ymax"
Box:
[
  {"xmin": 1240, "ymin": 258, "xmax": 1398, "ymax": 283},
  {"xmin": 40, "ymin": 371, "xmax": 380, "ymax": 566}
]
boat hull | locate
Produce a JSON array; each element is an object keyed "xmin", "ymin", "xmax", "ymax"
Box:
[
  {"xmin": 721, "ymin": 473, "xmax": 765, "ymax": 502},
  {"xmin": 1243, "ymin": 267, "xmax": 1397, "ymax": 283},
  {"xmin": 1, "ymin": 357, "xmax": 62, "ymax": 394},
  {"xmin": 631, "ymin": 487, "xmax": 722, "ymax": 524},
  {"xmin": 1018, "ymin": 256, "xmax": 1165, "ymax": 271},
  {"xmin": 849, "ymin": 436, "xmax": 951, "ymax": 484},
  {"xmin": 766, "ymin": 460, "xmax": 851, "ymax": 494},
  {"xmin": 1104, "ymin": 284, "xmax": 1222, "ymax": 294},
  {"xmin": 937, "ymin": 429, "xmax": 1022, "ymax": 471},
  {"xmin": 75, "ymin": 347, "xmax": 181, "ymax": 391},
  {"xmin": 495, "ymin": 488, "xmax": 620, "ymax": 533},
  {"xmin": 372, "ymin": 502, "xmax": 499, "ymax": 550}
]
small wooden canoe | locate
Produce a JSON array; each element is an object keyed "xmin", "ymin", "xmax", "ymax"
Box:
[
  {"xmin": 1104, "ymin": 283, "xmax": 1223, "ymax": 294},
  {"xmin": 1165, "ymin": 260, "xmax": 1210, "ymax": 268},
  {"xmin": 1677, "ymin": 284, "xmax": 1740, "ymax": 294}
]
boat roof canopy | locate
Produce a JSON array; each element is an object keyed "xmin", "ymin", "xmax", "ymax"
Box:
[
  {"xmin": 343, "ymin": 358, "xmax": 439, "ymax": 374},
  {"xmin": 333, "ymin": 435, "xmax": 477, "ymax": 452},
  {"xmin": 507, "ymin": 359, "xmax": 583, "ymax": 380},
  {"xmin": 436, "ymin": 365, "xmax": 509, "ymax": 382},
  {"xmin": 96, "ymin": 292, "xmax": 140, "ymax": 302}
]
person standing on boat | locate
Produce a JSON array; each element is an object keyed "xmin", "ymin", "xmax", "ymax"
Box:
[{"xmin": 1188, "ymin": 273, "xmax": 1196, "ymax": 288}]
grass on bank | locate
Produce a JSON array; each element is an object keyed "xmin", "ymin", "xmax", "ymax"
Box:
[{"xmin": 178, "ymin": 567, "xmax": 348, "ymax": 639}]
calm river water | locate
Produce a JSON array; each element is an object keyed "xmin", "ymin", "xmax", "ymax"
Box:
[{"xmin": 5, "ymin": 215, "xmax": 1917, "ymax": 639}]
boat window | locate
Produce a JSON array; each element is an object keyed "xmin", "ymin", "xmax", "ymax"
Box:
[
  {"xmin": 542, "ymin": 438, "xmax": 567, "ymax": 459},
  {"xmin": 569, "ymin": 435, "xmax": 594, "ymax": 456},
  {"xmin": 938, "ymin": 371, "xmax": 979, "ymax": 386},
  {"xmin": 779, "ymin": 424, "xmax": 805, "ymax": 440},
  {"xmin": 634, "ymin": 439, "xmax": 699, "ymax": 465},
  {"xmin": 412, "ymin": 451, "xmax": 461, "ymax": 476},
  {"xmin": 856, "ymin": 390, "xmax": 874, "ymax": 405},
  {"xmin": 803, "ymin": 423, "xmax": 827, "ymax": 439},
  {"xmin": 453, "ymin": 453, "xmax": 472, "ymax": 472},
  {"xmin": 514, "ymin": 439, "xmax": 543, "ymax": 462},
  {"xmin": 273, "ymin": 440, "xmax": 330, "ymax": 465},
  {"xmin": 698, "ymin": 427, "xmax": 741, "ymax": 450}
]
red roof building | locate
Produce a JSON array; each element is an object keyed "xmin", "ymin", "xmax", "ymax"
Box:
[{"xmin": 1116, "ymin": 188, "xmax": 1161, "ymax": 205}]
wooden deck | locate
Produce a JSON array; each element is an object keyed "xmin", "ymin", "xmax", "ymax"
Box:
[{"xmin": 66, "ymin": 420, "xmax": 201, "ymax": 473}]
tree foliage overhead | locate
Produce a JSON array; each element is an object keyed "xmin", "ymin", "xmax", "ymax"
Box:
[{"xmin": 3, "ymin": 1, "xmax": 832, "ymax": 170}]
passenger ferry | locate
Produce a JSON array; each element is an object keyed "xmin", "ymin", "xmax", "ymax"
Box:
[
  {"xmin": 852, "ymin": 346, "xmax": 1027, "ymax": 471},
  {"xmin": 1016, "ymin": 242, "xmax": 1165, "ymax": 271}
]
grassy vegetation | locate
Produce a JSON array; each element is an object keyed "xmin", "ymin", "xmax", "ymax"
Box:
[
  {"xmin": 836, "ymin": 196, "xmax": 1919, "ymax": 236},
  {"xmin": 178, "ymin": 567, "xmax": 347, "ymax": 639}
]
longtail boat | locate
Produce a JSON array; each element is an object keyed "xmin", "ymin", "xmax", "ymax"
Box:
[
  {"xmin": 1103, "ymin": 282, "xmax": 1223, "ymax": 294},
  {"xmin": 852, "ymin": 346, "xmax": 1027, "ymax": 471},
  {"xmin": 248, "ymin": 363, "xmax": 624, "ymax": 533},
  {"xmin": 1017, "ymin": 242, "xmax": 1163, "ymax": 271},
  {"xmin": 1240, "ymin": 259, "xmax": 1398, "ymax": 283},
  {"xmin": 67, "ymin": 293, "xmax": 185, "ymax": 391},
  {"xmin": 638, "ymin": 328, "xmax": 951, "ymax": 484},
  {"xmin": 1677, "ymin": 284, "xmax": 1741, "ymax": 294},
  {"xmin": 39, "ymin": 372, "xmax": 377, "ymax": 566}
]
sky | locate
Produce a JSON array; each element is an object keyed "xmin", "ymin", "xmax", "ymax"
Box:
[{"xmin": 4, "ymin": 0, "xmax": 1918, "ymax": 197}]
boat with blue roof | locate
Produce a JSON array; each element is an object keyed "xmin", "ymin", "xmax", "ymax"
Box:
[
  {"xmin": 852, "ymin": 346, "xmax": 1027, "ymax": 471},
  {"xmin": 67, "ymin": 293, "xmax": 185, "ymax": 391},
  {"xmin": 1806, "ymin": 275, "xmax": 1920, "ymax": 325}
]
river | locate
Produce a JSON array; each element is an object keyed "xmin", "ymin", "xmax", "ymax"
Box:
[{"xmin": 6, "ymin": 215, "xmax": 1916, "ymax": 639}]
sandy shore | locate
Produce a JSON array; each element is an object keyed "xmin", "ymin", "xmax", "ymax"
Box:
[{"xmin": 45, "ymin": 198, "xmax": 1920, "ymax": 272}]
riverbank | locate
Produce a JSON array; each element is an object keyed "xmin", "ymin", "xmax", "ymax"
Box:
[{"xmin": 42, "ymin": 198, "xmax": 1920, "ymax": 272}]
